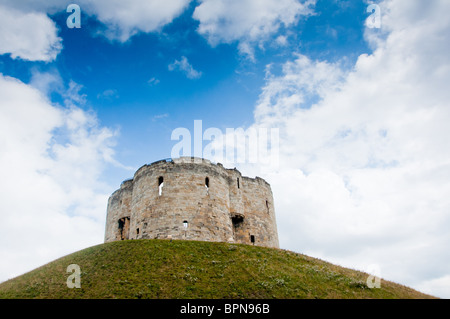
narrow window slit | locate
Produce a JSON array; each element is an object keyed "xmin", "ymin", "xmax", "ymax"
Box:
[
  {"xmin": 183, "ymin": 220, "xmax": 188, "ymax": 238},
  {"xmin": 158, "ymin": 176, "xmax": 164, "ymax": 196}
]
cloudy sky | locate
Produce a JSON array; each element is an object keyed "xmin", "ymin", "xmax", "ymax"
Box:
[{"xmin": 1, "ymin": 0, "xmax": 449, "ymax": 298}]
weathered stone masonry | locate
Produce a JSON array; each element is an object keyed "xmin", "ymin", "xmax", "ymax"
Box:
[{"xmin": 104, "ymin": 157, "xmax": 279, "ymax": 248}]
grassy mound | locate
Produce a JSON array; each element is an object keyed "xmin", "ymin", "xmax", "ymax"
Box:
[{"xmin": 0, "ymin": 239, "xmax": 435, "ymax": 299}]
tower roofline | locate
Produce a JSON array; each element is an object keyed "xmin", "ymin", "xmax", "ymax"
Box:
[{"xmin": 125, "ymin": 157, "xmax": 270, "ymax": 187}]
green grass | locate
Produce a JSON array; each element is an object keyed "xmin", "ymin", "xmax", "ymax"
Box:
[{"xmin": 0, "ymin": 239, "xmax": 436, "ymax": 299}]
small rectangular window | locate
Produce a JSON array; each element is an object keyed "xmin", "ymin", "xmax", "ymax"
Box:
[
  {"xmin": 237, "ymin": 177, "xmax": 240, "ymax": 189},
  {"xmin": 250, "ymin": 235, "xmax": 255, "ymax": 244}
]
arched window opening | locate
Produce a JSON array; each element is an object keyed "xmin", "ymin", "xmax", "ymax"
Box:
[{"xmin": 158, "ymin": 176, "xmax": 164, "ymax": 196}]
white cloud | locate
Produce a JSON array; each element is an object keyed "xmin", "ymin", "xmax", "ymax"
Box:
[
  {"xmin": 230, "ymin": 0, "xmax": 450, "ymax": 298},
  {"xmin": 0, "ymin": 0, "xmax": 313, "ymax": 49},
  {"xmin": 152, "ymin": 113, "xmax": 169, "ymax": 121},
  {"xmin": 147, "ymin": 77, "xmax": 160, "ymax": 86},
  {"xmin": 29, "ymin": 68, "xmax": 64, "ymax": 96},
  {"xmin": 193, "ymin": 0, "xmax": 315, "ymax": 58},
  {"xmin": 168, "ymin": 56, "xmax": 203, "ymax": 79},
  {"xmin": 1, "ymin": 0, "xmax": 314, "ymax": 50},
  {"xmin": 97, "ymin": 89, "xmax": 119, "ymax": 100},
  {"xmin": 0, "ymin": 73, "xmax": 118, "ymax": 282},
  {"xmin": 0, "ymin": 4, "xmax": 62, "ymax": 61},
  {"xmin": 80, "ymin": 0, "xmax": 192, "ymax": 42},
  {"xmin": 416, "ymin": 274, "xmax": 450, "ymax": 299},
  {"xmin": 1, "ymin": 0, "xmax": 192, "ymax": 43},
  {"xmin": 275, "ymin": 35, "xmax": 288, "ymax": 47}
]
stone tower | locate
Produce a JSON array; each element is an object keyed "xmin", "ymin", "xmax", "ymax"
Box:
[{"xmin": 104, "ymin": 157, "xmax": 279, "ymax": 248}]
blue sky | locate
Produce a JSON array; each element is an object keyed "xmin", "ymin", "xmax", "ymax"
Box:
[
  {"xmin": 0, "ymin": 0, "xmax": 371, "ymax": 185},
  {"xmin": 2, "ymin": 0, "xmax": 450, "ymax": 298}
]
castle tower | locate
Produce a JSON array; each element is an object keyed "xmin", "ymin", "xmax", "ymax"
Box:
[{"xmin": 104, "ymin": 157, "xmax": 279, "ymax": 248}]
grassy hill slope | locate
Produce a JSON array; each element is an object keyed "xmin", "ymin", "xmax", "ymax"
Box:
[{"xmin": 0, "ymin": 239, "xmax": 435, "ymax": 299}]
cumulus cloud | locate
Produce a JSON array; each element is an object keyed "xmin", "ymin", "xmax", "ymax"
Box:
[
  {"xmin": 1, "ymin": 0, "xmax": 191, "ymax": 43},
  {"xmin": 0, "ymin": 4, "xmax": 62, "ymax": 61},
  {"xmin": 227, "ymin": 0, "xmax": 450, "ymax": 298},
  {"xmin": 1, "ymin": 0, "xmax": 315, "ymax": 49},
  {"xmin": 168, "ymin": 56, "xmax": 203, "ymax": 79},
  {"xmin": 193, "ymin": 0, "xmax": 315, "ymax": 58},
  {"xmin": 0, "ymin": 73, "xmax": 118, "ymax": 282},
  {"xmin": 79, "ymin": 0, "xmax": 192, "ymax": 42},
  {"xmin": 1, "ymin": 0, "xmax": 314, "ymax": 49}
]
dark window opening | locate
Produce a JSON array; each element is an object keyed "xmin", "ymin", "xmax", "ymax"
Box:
[
  {"xmin": 266, "ymin": 200, "xmax": 270, "ymax": 213},
  {"xmin": 205, "ymin": 177, "xmax": 209, "ymax": 188},
  {"xmin": 237, "ymin": 177, "xmax": 240, "ymax": 189},
  {"xmin": 158, "ymin": 176, "xmax": 164, "ymax": 196},
  {"xmin": 118, "ymin": 217, "xmax": 130, "ymax": 240},
  {"xmin": 250, "ymin": 235, "xmax": 255, "ymax": 244},
  {"xmin": 231, "ymin": 214, "xmax": 244, "ymax": 228},
  {"xmin": 136, "ymin": 228, "xmax": 140, "ymax": 235}
]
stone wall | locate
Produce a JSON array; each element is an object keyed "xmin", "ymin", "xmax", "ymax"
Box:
[{"xmin": 104, "ymin": 157, "xmax": 279, "ymax": 248}]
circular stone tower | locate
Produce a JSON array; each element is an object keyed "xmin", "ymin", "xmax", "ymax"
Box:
[{"xmin": 104, "ymin": 157, "xmax": 279, "ymax": 248}]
